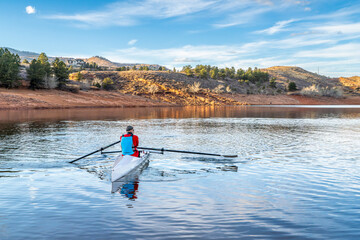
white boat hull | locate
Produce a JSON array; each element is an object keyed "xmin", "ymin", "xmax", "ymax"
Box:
[{"xmin": 111, "ymin": 152, "xmax": 150, "ymax": 182}]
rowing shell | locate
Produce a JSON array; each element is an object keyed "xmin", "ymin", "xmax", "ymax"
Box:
[{"xmin": 111, "ymin": 151, "xmax": 150, "ymax": 182}]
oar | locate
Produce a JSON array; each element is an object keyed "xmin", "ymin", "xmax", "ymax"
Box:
[
  {"xmin": 69, "ymin": 140, "xmax": 121, "ymax": 163},
  {"xmin": 137, "ymin": 147, "xmax": 238, "ymax": 158}
]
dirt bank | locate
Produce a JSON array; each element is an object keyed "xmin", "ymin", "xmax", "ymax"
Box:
[
  {"xmin": 0, "ymin": 89, "xmax": 173, "ymax": 110},
  {"xmin": 0, "ymin": 89, "xmax": 359, "ymax": 110}
]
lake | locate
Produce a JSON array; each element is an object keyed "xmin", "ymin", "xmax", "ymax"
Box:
[{"xmin": 1, "ymin": 106, "xmax": 360, "ymax": 239}]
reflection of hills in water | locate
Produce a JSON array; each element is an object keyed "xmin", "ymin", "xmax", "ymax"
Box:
[{"xmin": 2, "ymin": 106, "xmax": 360, "ymax": 123}]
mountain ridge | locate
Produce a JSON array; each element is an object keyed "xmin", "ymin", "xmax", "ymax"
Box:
[{"xmin": 2, "ymin": 47, "xmax": 161, "ymax": 69}]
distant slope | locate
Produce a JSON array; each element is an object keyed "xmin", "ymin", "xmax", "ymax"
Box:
[
  {"xmin": 339, "ymin": 76, "xmax": 360, "ymax": 93},
  {"xmin": 84, "ymin": 56, "xmax": 120, "ymax": 68},
  {"xmin": 84, "ymin": 56, "xmax": 163, "ymax": 69},
  {"xmin": 3, "ymin": 47, "xmax": 161, "ymax": 69},
  {"xmin": 262, "ymin": 66, "xmax": 340, "ymax": 89},
  {"xmin": 5, "ymin": 47, "xmax": 40, "ymax": 60}
]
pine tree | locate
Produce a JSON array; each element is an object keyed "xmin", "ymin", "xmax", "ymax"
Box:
[
  {"xmin": 0, "ymin": 48, "xmax": 20, "ymax": 88},
  {"xmin": 28, "ymin": 59, "xmax": 46, "ymax": 89},
  {"xmin": 53, "ymin": 58, "xmax": 69, "ymax": 88},
  {"xmin": 37, "ymin": 53, "xmax": 52, "ymax": 77}
]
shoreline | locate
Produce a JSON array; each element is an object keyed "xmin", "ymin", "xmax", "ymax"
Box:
[{"xmin": 1, "ymin": 89, "xmax": 360, "ymax": 110}]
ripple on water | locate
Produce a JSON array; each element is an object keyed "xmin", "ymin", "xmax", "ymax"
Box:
[{"xmin": 1, "ymin": 112, "xmax": 360, "ymax": 239}]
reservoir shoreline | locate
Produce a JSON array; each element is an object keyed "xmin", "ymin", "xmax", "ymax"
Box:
[{"xmin": 0, "ymin": 88, "xmax": 360, "ymax": 110}]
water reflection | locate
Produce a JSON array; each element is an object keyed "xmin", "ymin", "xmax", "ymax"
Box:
[
  {"xmin": 112, "ymin": 180, "xmax": 140, "ymax": 200},
  {"xmin": 1, "ymin": 107, "xmax": 360, "ymax": 239},
  {"xmin": 1, "ymin": 105, "xmax": 360, "ymax": 123},
  {"xmin": 111, "ymin": 160, "xmax": 150, "ymax": 200}
]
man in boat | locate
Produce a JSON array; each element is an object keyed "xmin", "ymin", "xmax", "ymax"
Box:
[{"xmin": 120, "ymin": 126, "xmax": 140, "ymax": 157}]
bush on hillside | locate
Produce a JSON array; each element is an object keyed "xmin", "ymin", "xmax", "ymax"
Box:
[
  {"xmin": 102, "ymin": 77, "xmax": 115, "ymax": 90},
  {"xmin": 301, "ymin": 85, "xmax": 343, "ymax": 98},
  {"xmin": 288, "ymin": 82, "xmax": 297, "ymax": 91},
  {"xmin": 213, "ymin": 84, "xmax": 224, "ymax": 94},
  {"xmin": 188, "ymin": 82, "xmax": 201, "ymax": 93}
]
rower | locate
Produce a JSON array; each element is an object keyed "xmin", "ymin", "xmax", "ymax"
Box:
[{"xmin": 120, "ymin": 126, "xmax": 140, "ymax": 157}]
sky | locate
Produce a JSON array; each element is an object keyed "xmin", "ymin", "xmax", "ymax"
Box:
[{"xmin": 0, "ymin": 0, "xmax": 360, "ymax": 77}]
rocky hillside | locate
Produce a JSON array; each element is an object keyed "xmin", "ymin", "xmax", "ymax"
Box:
[
  {"xmin": 262, "ymin": 66, "xmax": 341, "ymax": 90},
  {"xmin": 339, "ymin": 76, "xmax": 360, "ymax": 94},
  {"xmin": 78, "ymin": 71, "xmax": 247, "ymax": 105}
]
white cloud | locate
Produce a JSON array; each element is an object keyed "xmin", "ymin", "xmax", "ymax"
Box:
[
  {"xmin": 45, "ymin": 0, "xmax": 217, "ymax": 27},
  {"xmin": 311, "ymin": 22, "xmax": 360, "ymax": 35},
  {"xmin": 294, "ymin": 43, "xmax": 360, "ymax": 59},
  {"xmin": 26, "ymin": 6, "xmax": 36, "ymax": 14},
  {"xmin": 213, "ymin": 8, "xmax": 271, "ymax": 28},
  {"xmin": 128, "ymin": 39, "xmax": 138, "ymax": 45},
  {"xmin": 255, "ymin": 19, "xmax": 297, "ymax": 35},
  {"xmin": 45, "ymin": 0, "xmax": 313, "ymax": 28}
]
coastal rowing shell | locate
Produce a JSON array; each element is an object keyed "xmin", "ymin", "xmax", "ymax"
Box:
[{"xmin": 111, "ymin": 152, "xmax": 150, "ymax": 182}]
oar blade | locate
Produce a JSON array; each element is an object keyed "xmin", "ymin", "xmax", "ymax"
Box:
[{"xmin": 221, "ymin": 155, "xmax": 238, "ymax": 158}]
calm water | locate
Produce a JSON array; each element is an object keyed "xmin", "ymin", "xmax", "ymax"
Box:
[{"xmin": 1, "ymin": 106, "xmax": 360, "ymax": 239}]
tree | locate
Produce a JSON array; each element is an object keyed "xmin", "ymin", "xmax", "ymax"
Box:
[
  {"xmin": 38, "ymin": 53, "xmax": 48, "ymax": 64},
  {"xmin": 28, "ymin": 59, "xmax": 46, "ymax": 89},
  {"xmin": 22, "ymin": 59, "xmax": 29, "ymax": 64},
  {"xmin": 37, "ymin": 52, "xmax": 52, "ymax": 81},
  {"xmin": 53, "ymin": 58, "xmax": 69, "ymax": 88},
  {"xmin": 173, "ymin": 67, "xmax": 176, "ymax": 72},
  {"xmin": 288, "ymin": 81, "xmax": 297, "ymax": 91},
  {"xmin": 236, "ymin": 68, "xmax": 245, "ymax": 80},
  {"xmin": 199, "ymin": 68, "xmax": 208, "ymax": 79},
  {"xmin": 0, "ymin": 48, "xmax": 20, "ymax": 88}
]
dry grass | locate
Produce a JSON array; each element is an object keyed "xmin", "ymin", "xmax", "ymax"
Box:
[
  {"xmin": 339, "ymin": 77, "xmax": 360, "ymax": 93},
  {"xmin": 188, "ymin": 82, "xmax": 201, "ymax": 93},
  {"xmin": 300, "ymin": 84, "xmax": 343, "ymax": 98}
]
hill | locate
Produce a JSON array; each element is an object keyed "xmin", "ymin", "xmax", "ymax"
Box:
[
  {"xmin": 262, "ymin": 66, "xmax": 341, "ymax": 90},
  {"xmin": 84, "ymin": 56, "xmax": 163, "ymax": 70},
  {"xmin": 3, "ymin": 47, "xmax": 162, "ymax": 70},
  {"xmin": 6, "ymin": 47, "xmax": 40, "ymax": 60},
  {"xmin": 339, "ymin": 76, "xmax": 360, "ymax": 93}
]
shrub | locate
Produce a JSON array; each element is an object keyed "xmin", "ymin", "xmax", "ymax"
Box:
[
  {"xmin": 213, "ymin": 84, "xmax": 224, "ymax": 94},
  {"xmin": 74, "ymin": 72, "xmax": 83, "ymax": 81},
  {"xmin": 102, "ymin": 77, "xmax": 114, "ymax": 90},
  {"xmin": 300, "ymin": 85, "xmax": 343, "ymax": 98},
  {"xmin": 288, "ymin": 82, "xmax": 297, "ymax": 91},
  {"xmin": 225, "ymin": 85, "xmax": 232, "ymax": 93},
  {"xmin": 188, "ymin": 82, "xmax": 201, "ymax": 93},
  {"xmin": 148, "ymin": 84, "xmax": 159, "ymax": 95},
  {"xmin": 269, "ymin": 77, "xmax": 276, "ymax": 88}
]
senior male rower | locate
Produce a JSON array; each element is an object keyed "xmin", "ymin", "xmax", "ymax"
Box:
[{"xmin": 120, "ymin": 126, "xmax": 140, "ymax": 157}]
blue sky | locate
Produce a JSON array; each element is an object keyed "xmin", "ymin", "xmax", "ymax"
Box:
[{"xmin": 0, "ymin": 0, "xmax": 359, "ymax": 77}]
